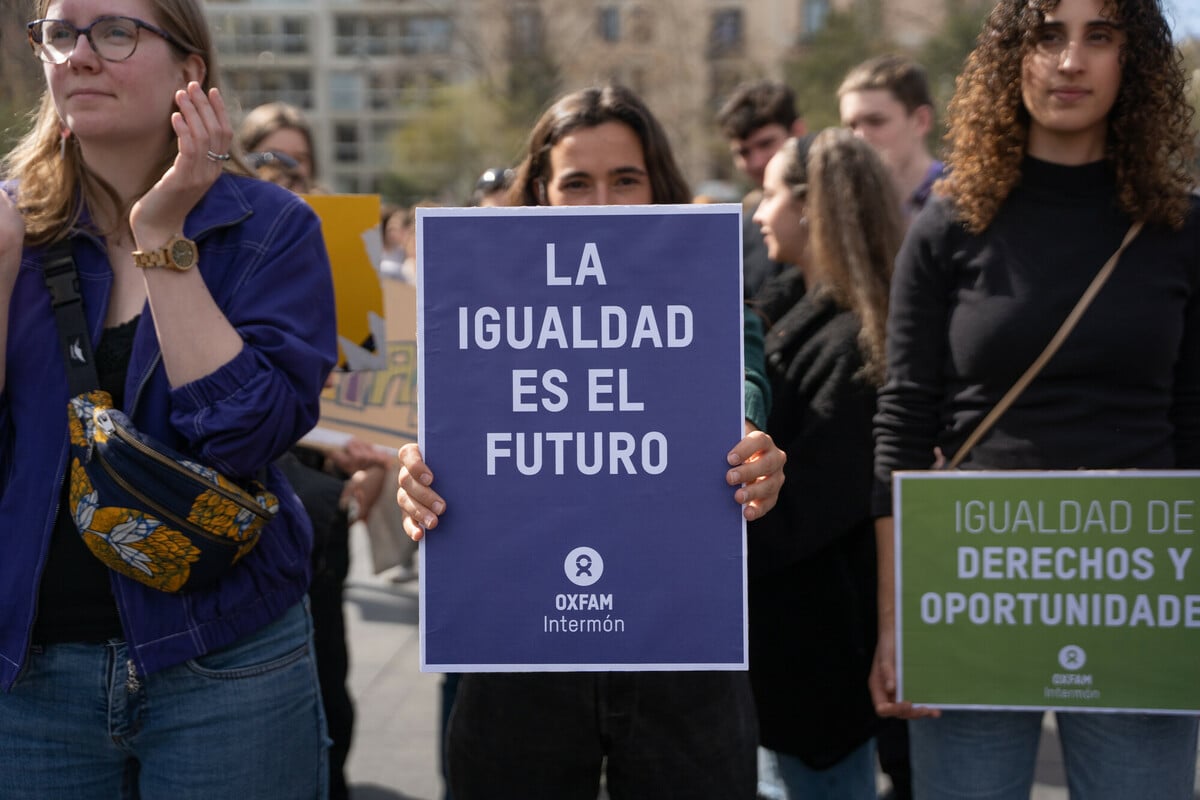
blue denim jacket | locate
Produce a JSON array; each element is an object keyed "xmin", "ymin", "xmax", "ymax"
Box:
[{"xmin": 0, "ymin": 174, "xmax": 337, "ymax": 691}]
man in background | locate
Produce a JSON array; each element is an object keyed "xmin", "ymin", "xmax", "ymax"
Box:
[
  {"xmin": 838, "ymin": 54, "xmax": 944, "ymax": 221},
  {"xmin": 716, "ymin": 80, "xmax": 806, "ymax": 299},
  {"xmin": 837, "ymin": 54, "xmax": 946, "ymax": 800}
]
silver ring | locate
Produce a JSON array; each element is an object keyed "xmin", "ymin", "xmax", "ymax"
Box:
[{"xmin": 206, "ymin": 150, "xmax": 232, "ymax": 162}]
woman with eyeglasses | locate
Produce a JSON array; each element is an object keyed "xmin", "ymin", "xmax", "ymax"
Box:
[
  {"xmin": 395, "ymin": 83, "xmax": 786, "ymax": 800},
  {"xmin": 0, "ymin": 1, "xmax": 336, "ymax": 797}
]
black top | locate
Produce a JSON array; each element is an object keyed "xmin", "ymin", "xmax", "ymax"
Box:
[
  {"xmin": 34, "ymin": 315, "xmax": 140, "ymax": 644},
  {"xmin": 874, "ymin": 157, "xmax": 1200, "ymax": 514},
  {"xmin": 747, "ymin": 269, "xmax": 878, "ymax": 766}
]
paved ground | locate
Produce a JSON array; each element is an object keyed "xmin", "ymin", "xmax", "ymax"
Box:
[
  {"xmin": 342, "ymin": 521, "xmax": 440, "ymax": 800},
  {"xmin": 338, "ymin": 523, "xmax": 1197, "ymax": 800}
]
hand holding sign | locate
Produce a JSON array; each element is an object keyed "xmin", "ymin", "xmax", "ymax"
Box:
[
  {"xmin": 396, "ymin": 425, "xmax": 787, "ymax": 541},
  {"xmin": 727, "ymin": 424, "xmax": 786, "ymax": 521},
  {"xmin": 395, "ymin": 442, "xmax": 443, "ymax": 542}
]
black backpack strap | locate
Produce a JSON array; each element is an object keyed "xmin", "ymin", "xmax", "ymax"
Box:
[{"xmin": 42, "ymin": 238, "xmax": 99, "ymax": 395}]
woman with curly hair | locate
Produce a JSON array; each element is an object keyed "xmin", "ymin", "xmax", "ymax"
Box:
[
  {"xmin": 871, "ymin": 0, "xmax": 1199, "ymax": 796},
  {"xmin": 750, "ymin": 128, "xmax": 902, "ymax": 798}
]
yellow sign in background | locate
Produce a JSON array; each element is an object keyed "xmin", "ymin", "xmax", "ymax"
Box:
[
  {"xmin": 303, "ymin": 194, "xmax": 384, "ymax": 363},
  {"xmin": 301, "ymin": 194, "xmax": 418, "ymax": 451}
]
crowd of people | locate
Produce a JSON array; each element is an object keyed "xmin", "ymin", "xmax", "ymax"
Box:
[{"xmin": 1, "ymin": 0, "xmax": 1198, "ymax": 797}]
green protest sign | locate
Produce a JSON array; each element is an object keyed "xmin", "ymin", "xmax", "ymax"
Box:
[{"xmin": 895, "ymin": 471, "xmax": 1200, "ymax": 712}]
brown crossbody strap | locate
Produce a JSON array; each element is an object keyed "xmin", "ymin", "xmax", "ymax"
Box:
[{"xmin": 946, "ymin": 221, "xmax": 1143, "ymax": 471}]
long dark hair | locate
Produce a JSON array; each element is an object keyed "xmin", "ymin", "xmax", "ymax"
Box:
[{"xmin": 510, "ymin": 84, "xmax": 692, "ymax": 206}]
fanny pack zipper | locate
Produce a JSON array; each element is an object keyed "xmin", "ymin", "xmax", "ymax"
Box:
[{"xmin": 94, "ymin": 409, "xmax": 272, "ymax": 522}]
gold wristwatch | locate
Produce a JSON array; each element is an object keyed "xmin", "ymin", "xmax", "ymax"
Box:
[{"xmin": 132, "ymin": 234, "xmax": 198, "ymax": 271}]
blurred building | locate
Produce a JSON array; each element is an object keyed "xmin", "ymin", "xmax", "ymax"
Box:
[
  {"xmin": 208, "ymin": 0, "xmax": 470, "ymax": 192},
  {"xmin": 207, "ymin": 0, "xmax": 952, "ymax": 193}
]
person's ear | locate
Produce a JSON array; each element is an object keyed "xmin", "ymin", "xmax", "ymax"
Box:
[
  {"xmin": 912, "ymin": 105, "xmax": 934, "ymax": 138},
  {"xmin": 180, "ymin": 54, "xmax": 207, "ymax": 88},
  {"xmin": 790, "ymin": 118, "xmax": 807, "ymax": 137}
]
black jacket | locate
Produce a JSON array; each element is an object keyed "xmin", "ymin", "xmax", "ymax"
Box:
[{"xmin": 748, "ymin": 269, "xmax": 879, "ymax": 768}]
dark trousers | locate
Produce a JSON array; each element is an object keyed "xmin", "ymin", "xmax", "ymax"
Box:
[
  {"xmin": 309, "ymin": 513, "xmax": 353, "ymax": 800},
  {"xmin": 447, "ymin": 671, "xmax": 757, "ymax": 800},
  {"xmin": 877, "ymin": 718, "xmax": 913, "ymax": 800},
  {"xmin": 279, "ymin": 451, "xmax": 355, "ymax": 800}
]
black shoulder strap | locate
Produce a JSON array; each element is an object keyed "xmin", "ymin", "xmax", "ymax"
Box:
[{"xmin": 42, "ymin": 238, "xmax": 100, "ymax": 395}]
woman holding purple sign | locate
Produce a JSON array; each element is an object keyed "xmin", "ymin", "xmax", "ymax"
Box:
[
  {"xmin": 871, "ymin": 0, "xmax": 1200, "ymax": 796},
  {"xmin": 395, "ymin": 84, "xmax": 785, "ymax": 800}
]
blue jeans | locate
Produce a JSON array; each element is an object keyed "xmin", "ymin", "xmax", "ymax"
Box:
[
  {"xmin": 0, "ymin": 602, "xmax": 329, "ymax": 800},
  {"xmin": 756, "ymin": 739, "xmax": 877, "ymax": 800},
  {"xmin": 448, "ymin": 671, "xmax": 758, "ymax": 800},
  {"xmin": 911, "ymin": 710, "xmax": 1198, "ymax": 800}
]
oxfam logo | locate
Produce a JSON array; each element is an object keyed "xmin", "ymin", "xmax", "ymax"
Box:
[
  {"xmin": 564, "ymin": 547, "xmax": 604, "ymax": 587},
  {"xmin": 1058, "ymin": 645, "xmax": 1087, "ymax": 671}
]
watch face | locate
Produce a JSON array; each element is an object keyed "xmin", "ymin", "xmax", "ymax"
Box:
[{"xmin": 170, "ymin": 237, "xmax": 197, "ymax": 269}]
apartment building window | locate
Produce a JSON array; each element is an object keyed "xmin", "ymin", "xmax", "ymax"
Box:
[
  {"xmin": 280, "ymin": 17, "xmax": 308, "ymax": 54},
  {"xmin": 408, "ymin": 16, "xmax": 453, "ymax": 55},
  {"xmin": 598, "ymin": 6, "xmax": 620, "ymax": 42},
  {"xmin": 709, "ymin": 9, "xmax": 744, "ymax": 56},
  {"xmin": 369, "ymin": 73, "xmax": 394, "ymax": 111},
  {"xmin": 214, "ymin": 14, "xmax": 311, "ymax": 56},
  {"xmin": 335, "ymin": 15, "xmax": 413, "ymax": 57},
  {"xmin": 330, "ymin": 72, "xmax": 365, "ymax": 112},
  {"xmin": 224, "ymin": 69, "xmax": 312, "ymax": 111},
  {"xmin": 334, "ymin": 16, "xmax": 361, "ymax": 56},
  {"xmin": 803, "ymin": 0, "xmax": 830, "ymax": 35},
  {"xmin": 334, "ymin": 123, "xmax": 360, "ymax": 164}
]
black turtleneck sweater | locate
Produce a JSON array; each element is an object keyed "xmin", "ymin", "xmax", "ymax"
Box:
[{"xmin": 874, "ymin": 157, "xmax": 1200, "ymax": 514}]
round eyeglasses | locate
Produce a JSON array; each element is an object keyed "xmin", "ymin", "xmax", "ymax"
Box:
[{"xmin": 26, "ymin": 16, "xmax": 185, "ymax": 64}]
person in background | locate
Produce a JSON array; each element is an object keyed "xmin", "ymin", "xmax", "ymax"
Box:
[
  {"xmin": 238, "ymin": 100, "xmax": 318, "ymax": 188},
  {"xmin": 837, "ymin": 53, "xmax": 945, "ymax": 800},
  {"xmin": 838, "ymin": 55, "xmax": 944, "ymax": 223},
  {"xmin": 382, "ymin": 200, "xmax": 440, "ymax": 286},
  {"xmin": 246, "ymin": 149, "xmax": 308, "ymax": 193},
  {"xmin": 380, "ymin": 203, "xmax": 406, "ymax": 277},
  {"xmin": 715, "ymin": 80, "xmax": 806, "ymax": 299},
  {"xmin": 750, "ymin": 129, "xmax": 903, "ymax": 799},
  {"xmin": 395, "ymin": 84, "xmax": 786, "ymax": 800},
  {"xmin": 239, "ymin": 100, "xmax": 362, "ymax": 800},
  {"xmin": 0, "ymin": 1, "xmax": 335, "ymax": 796},
  {"xmin": 871, "ymin": 0, "xmax": 1200, "ymax": 797},
  {"xmin": 472, "ymin": 166, "xmax": 514, "ymax": 207}
]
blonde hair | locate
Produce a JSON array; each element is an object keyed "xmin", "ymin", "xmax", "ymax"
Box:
[
  {"xmin": 805, "ymin": 129, "xmax": 905, "ymax": 385},
  {"xmin": 2, "ymin": 0, "xmax": 221, "ymax": 246},
  {"xmin": 237, "ymin": 102, "xmax": 319, "ymax": 179}
]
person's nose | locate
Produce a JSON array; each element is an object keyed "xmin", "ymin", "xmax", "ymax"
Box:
[
  {"xmin": 66, "ymin": 30, "xmax": 101, "ymax": 68},
  {"xmin": 1058, "ymin": 39, "xmax": 1085, "ymax": 72}
]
